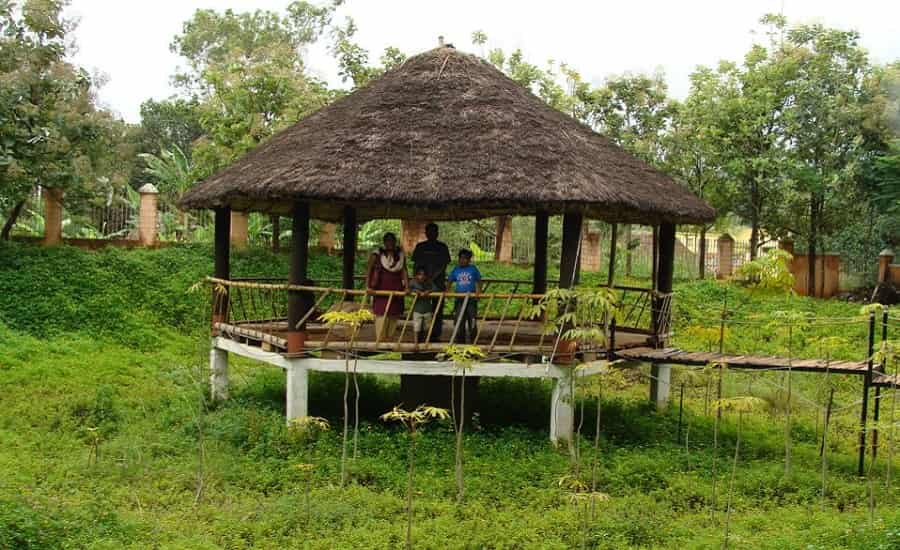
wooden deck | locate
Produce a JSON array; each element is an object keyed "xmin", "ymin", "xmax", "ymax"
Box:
[
  {"xmin": 616, "ymin": 347, "xmax": 873, "ymax": 375},
  {"xmin": 215, "ymin": 318, "xmax": 653, "ymax": 358}
]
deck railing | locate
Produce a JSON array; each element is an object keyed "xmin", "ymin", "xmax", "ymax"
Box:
[{"xmin": 209, "ymin": 277, "xmax": 671, "ymax": 357}]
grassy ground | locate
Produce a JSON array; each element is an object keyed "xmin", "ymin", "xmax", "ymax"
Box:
[{"xmin": 0, "ymin": 242, "xmax": 898, "ymax": 549}]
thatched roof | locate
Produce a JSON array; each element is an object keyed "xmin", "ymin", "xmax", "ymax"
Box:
[{"xmin": 178, "ymin": 47, "xmax": 715, "ymax": 225}]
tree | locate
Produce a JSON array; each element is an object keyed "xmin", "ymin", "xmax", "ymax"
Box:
[
  {"xmin": 171, "ymin": 2, "xmax": 339, "ymax": 180},
  {"xmin": 776, "ymin": 15, "xmax": 887, "ymax": 294},
  {"xmin": 0, "ymin": 0, "xmax": 125, "ymax": 240}
]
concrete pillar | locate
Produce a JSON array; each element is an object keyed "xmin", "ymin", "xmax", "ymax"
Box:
[
  {"xmin": 230, "ymin": 211, "xmax": 249, "ymax": 250},
  {"xmin": 401, "ymin": 219, "xmax": 427, "ymax": 254},
  {"xmin": 495, "ymin": 216, "xmax": 513, "ymax": 263},
  {"xmin": 137, "ymin": 184, "xmax": 159, "ymax": 246},
  {"xmin": 716, "ymin": 234, "xmax": 734, "ymax": 279},
  {"xmin": 318, "ymin": 222, "xmax": 337, "ymax": 251},
  {"xmin": 286, "ymin": 364, "xmax": 309, "ymax": 422},
  {"xmin": 649, "ymin": 363, "xmax": 671, "ymax": 409},
  {"xmin": 42, "ymin": 187, "xmax": 63, "ymax": 246},
  {"xmin": 580, "ymin": 230, "xmax": 602, "ymax": 272},
  {"xmin": 550, "ymin": 371, "xmax": 574, "ymax": 443},
  {"xmin": 210, "ymin": 346, "xmax": 229, "ymax": 401},
  {"xmin": 879, "ymin": 249, "xmax": 895, "ymax": 283}
]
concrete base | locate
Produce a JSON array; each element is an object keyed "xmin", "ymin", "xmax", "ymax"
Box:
[
  {"xmin": 286, "ymin": 365, "xmax": 308, "ymax": 420},
  {"xmin": 550, "ymin": 371, "xmax": 574, "ymax": 443},
  {"xmin": 210, "ymin": 347, "xmax": 229, "ymax": 401},
  {"xmin": 649, "ymin": 363, "xmax": 672, "ymax": 409},
  {"xmin": 211, "ymin": 337, "xmax": 608, "ymax": 443}
]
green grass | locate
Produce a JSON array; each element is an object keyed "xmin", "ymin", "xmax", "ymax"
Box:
[{"xmin": 1, "ymin": 242, "xmax": 898, "ymax": 549}]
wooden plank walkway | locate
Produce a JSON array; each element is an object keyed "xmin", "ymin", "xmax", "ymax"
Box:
[
  {"xmin": 616, "ymin": 347, "xmax": 872, "ymax": 375},
  {"xmin": 873, "ymin": 373, "xmax": 900, "ymax": 388}
]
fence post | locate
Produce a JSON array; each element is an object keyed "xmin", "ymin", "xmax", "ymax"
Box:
[
  {"xmin": 716, "ymin": 233, "xmax": 734, "ymax": 279},
  {"xmin": 137, "ymin": 184, "xmax": 159, "ymax": 246},
  {"xmin": 230, "ymin": 211, "xmax": 249, "ymax": 250},
  {"xmin": 318, "ymin": 222, "xmax": 337, "ymax": 252},
  {"xmin": 42, "ymin": 187, "xmax": 63, "ymax": 246},
  {"xmin": 580, "ymin": 229, "xmax": 601, "ymax": 272}
]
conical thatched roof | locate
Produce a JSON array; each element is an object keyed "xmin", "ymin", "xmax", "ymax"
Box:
[{"xmin": 178, "ymin": 47, "xmax": 715, "ymax": 225}]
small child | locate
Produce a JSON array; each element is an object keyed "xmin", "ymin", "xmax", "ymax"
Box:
[
  {"xmin": 447, "ymin": 249, "xmax": 482, "ymax": 344},
  {"xmin": 408, "ymin": 267, "xmax": 435, "ymax": 343}
]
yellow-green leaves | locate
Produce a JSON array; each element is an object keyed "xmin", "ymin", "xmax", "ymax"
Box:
[
  {"xmin": 380, "ymin": 405, "xmax": 450, "ymax": 430},
  {"xmin": 736, "ymin": 249, "xmax": 795, "ymax": 293},
  {"xmin": 319, "ymin": 308, "xmax": 374, "ymax": 328}
]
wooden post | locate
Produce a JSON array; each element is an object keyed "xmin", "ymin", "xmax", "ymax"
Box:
[
  {"xmin": 654, "ymin": 223, "xmax": 676, "ymax": 347},
  {"xmin": 212, "ymin": 207, "xmax": 231, "ymax": 327},
  {"xmin": 607, "ymin": 223, "xmax": 618, "ymax": 286},
  {"xmin": 271, "ymin": 215, "xmax": 280, "ymax": 253},
  {"xmin": 533, "ymin": 210, "xmax": 549, "ymax": 295},
  {"xmin": 858, "ymin": 311, "xmax": 875, "ymax": 476},
  {"xmin": 559, "ymin": 212, "xmax": 583, "ymax": 288},
  {"xmin": 651, "ymin": 225, "xmax": 659, "ymax": 289},
  {"xmin": 342, "ymin": 206, "xmax": 357, "ymax": 290},
  {"xmin": 873, "ymin": 310, "xmax": 889, "ymax": 459},
  {"xmin": 287, "ymin": 202, "xmax": 310, "ymax": 353}
]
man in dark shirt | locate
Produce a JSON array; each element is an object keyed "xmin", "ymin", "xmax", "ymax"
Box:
[{"xmin": 411, "ymin": 223, "xmax": 451, "ymax": 340}]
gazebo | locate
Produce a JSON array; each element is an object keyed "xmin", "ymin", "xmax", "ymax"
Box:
[{"xmin": 178, "ymin": 46, "xmax": 715, "ymax": 441}]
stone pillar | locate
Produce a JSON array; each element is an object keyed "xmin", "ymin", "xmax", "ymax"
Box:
[
  {"xmin": 137, "ymin": 184, "xmax": 159, "ymax": 246},
  {"xmin": 716, "ymin": 234, "xmax": 734, "ymax": 279},
  {"xmin": 401, "ymin": 219, "xmax": 427, "ymax": 254},
  {"xmin": 879, "ymin": 249, "xmax": 895, "ymax": 284},
  {"xmin": 230, "ymin": 211, "xmax": 249, "ymax": 250},
  {"xmin": 42, "ymin": 187, "xmax": 63, "ymax": 246},
  {"xmin": 495, "ymin": 216, "xmax": 513, "ymax": 263},
  {"xmin": 210, "ymin": 346, "xmax": 229, "ymax": 401},
  {"xmin": 318, "ymin": 222, "xmax": 337, "ymax": 251},
  {"xmin": 580, "ymin": 230, "xmax": 601, "ymax": 272},
  {"xmin": 550, "ymin": 371, "xmax": 574, "ymax": 444},
  {"xmin": 286, "ymin": 364, "xmax": 309, "ymax": 422},
  {"xmin": 650, "ymin": 363, "xmax": 672, "ymax": 409}
]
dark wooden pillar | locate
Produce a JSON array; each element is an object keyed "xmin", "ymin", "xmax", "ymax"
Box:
[
  {"xmin": 651, "ymin": 225, "xmax": 659, "ymax": 289},
  {"xmin": 859, "ymin": 311, "xmax": 876, "ymax": 476},
  {"xmin": 271, "ymin": 215, "xmax": 280, "ymax": 253},
  {"xmin": 607, "ymin": 223, "xmax": 618, "ymax": 287},
  {"xmin": 212, "ymin": 207, "xmax": 231, "ymax": 327},
  {"xmin": 342, "ymin": 206, "xmax": 357, "ymax": 290},
  {"xmin": 559, "ymin": 212, "xmax": 583, "ymax": 288},
  {"xmin": 653, "ymin": 223, "xmax": 675, "ymax": 347},
  {"xmin": 287, "ymin": 202, "xmax": 311, "ymax": 353},
  {"xmin": 533, "ymin": 210, "xmax": 549, "ymax": 295}
]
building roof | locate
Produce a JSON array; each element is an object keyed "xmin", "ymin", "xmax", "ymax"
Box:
[{"xmin": 178, "ymin": 47, "xmax": 715, "ymax": 225}]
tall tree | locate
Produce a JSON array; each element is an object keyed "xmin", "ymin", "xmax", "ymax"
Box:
[
  {"xmin": 777, "ymin": 16, "xmax": 887, "ymax": 292},
  {"xmin": 0, "ymin": 0, "xmax": 123, "ymax": 239},
  {"xmin": 171, "ymin": 2, "xmax": 340, "ymax": 180}
]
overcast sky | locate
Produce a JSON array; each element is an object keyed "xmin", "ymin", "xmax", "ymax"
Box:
[{"xmin": 67, "ymin": 0, "xmax": 900, "ymax": 123}]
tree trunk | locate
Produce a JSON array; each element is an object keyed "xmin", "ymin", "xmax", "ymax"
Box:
[
  {"xmin": 807, "ymin": 196, "xmax": 819, "ymax": 298},
  {"xmin": 624, "ymin": 224, "xmax": 633, "ymax": 277},
  {"xmin": 698, "ymin": 226, "xmax": 708, "ymax": 280},
  {"xmin": 749, "ymin": 180, "xmax": 760, "ymax": 260},
  {"xmin": 1, "ymin": 198, "xmax": 27, "ymax": 241}
]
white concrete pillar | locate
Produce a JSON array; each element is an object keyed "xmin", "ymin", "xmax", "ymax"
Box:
[
  {"xmin": 650, "ymin": 363, "xmax": 672, "ymax": 409},
  {"xmin": 210, "ymin": 347, "xmax": 229, "ymax": 401},
  {"xmin": 286, "ymin": 364, "xmax": 309, "ymax": 422},
  {"xmin": 550, "ymin": 371, "xmax": 574, "ymax": 443}
]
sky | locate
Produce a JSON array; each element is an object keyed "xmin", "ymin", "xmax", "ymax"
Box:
[{"xmin": 67, "ymin": 0, "xmax": 900, "ymax": 123}]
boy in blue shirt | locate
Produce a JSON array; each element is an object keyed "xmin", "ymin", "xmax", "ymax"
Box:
[{"xmin": 447, "ymin": 249, "xmax": 482, "ymax": 343}]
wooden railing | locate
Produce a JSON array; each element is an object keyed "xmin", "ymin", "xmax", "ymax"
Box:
[{"xmin": 210, "ymin": 277, "xmax": 670, "ymax": 357}]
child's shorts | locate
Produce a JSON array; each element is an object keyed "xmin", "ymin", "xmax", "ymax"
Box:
[{"xmin": 412, "ymin": 311, "xmax": 432, "ymax": 333}]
